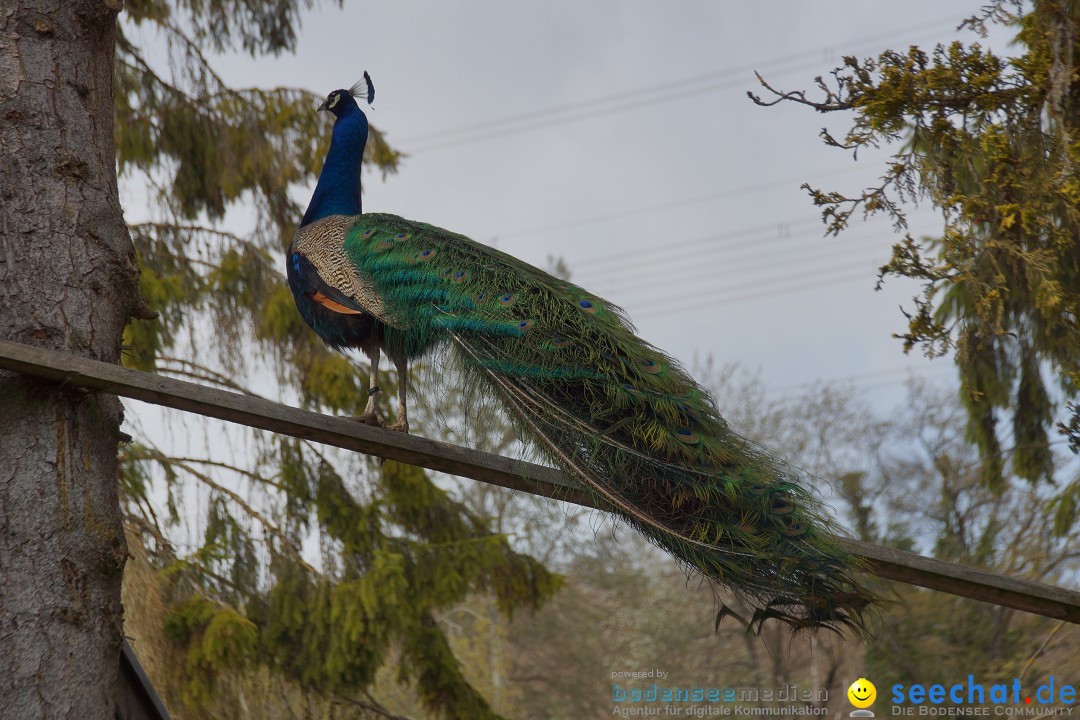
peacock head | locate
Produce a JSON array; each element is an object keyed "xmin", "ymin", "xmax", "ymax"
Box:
[{"xmin": 318, "ymin": 72, "xmax": 375, "ymax": 120}]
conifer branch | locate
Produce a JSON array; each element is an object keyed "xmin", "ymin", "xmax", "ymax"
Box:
[
  {"xmin": 163, "ymin": 455, "xmax": 293, "ymax": 495},
  {"xmin": 157, "ymin": 357, "xmax": 265, "ymax": 397},
  {"xmin": 174, "ymin": 461, "xmax": 318, "ymax": 575},
  {"xmin": 131, "ymin": 222, "xmax": 278, "ymax": 265},
  {"xmin": 131, "ymin": 443, "xmax": 317, "ymax": 574},
  {"xmin": 160, "ymin": 19, "xmax": 230, "ymax": 97}
]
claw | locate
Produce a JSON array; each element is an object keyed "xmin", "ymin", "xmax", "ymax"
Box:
[
  {"xmin": 385, "ymin": 421, "xmax": 410, "ymax": 434},
  {"xmin": 353, "ymin": 411, "xmax": 383, "ymax": 427}
]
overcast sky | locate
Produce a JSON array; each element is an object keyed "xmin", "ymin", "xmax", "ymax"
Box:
[{"xmin": 128, "ymin": 2, "xmax": 1020, "ymax": 415}]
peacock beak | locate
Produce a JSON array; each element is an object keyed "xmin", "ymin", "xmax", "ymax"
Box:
[{"xmin": 317, "ymin": 100, "xmax": 329, "ymax": 112}]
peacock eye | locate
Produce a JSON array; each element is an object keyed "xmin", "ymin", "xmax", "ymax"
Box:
[{"xmin": 327, "ymin": 94, "xmax": 340, "ymax": 109}]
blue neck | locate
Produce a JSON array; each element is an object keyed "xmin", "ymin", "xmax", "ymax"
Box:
[{"xmin": 301, "ymin": 107, "xmax": 369, "ymax": 227}]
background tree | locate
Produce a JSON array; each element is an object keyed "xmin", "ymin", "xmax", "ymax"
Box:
[
  {"xmin": 747, "ymin": 3, "xmax": 1080, "ymax": 695},
  {"xmin": 502, "ymin": 369, "xmax": 1080, "ymax": 718},
  {"xmin": 0, "ymin": 1, "xmax": 152, "ymax": 716},
  {"xmin": 751, "ymin": 0, "xmax": 1080, "ymax": 499},
  {"xmin": 863, "ymin": 382, "xmax": 1080, "ymax": 689}
]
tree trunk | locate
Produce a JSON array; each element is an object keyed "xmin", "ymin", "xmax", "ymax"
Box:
[{"xmin": 0, "ymin": 1, "xmax": 147, "ymax": 717}]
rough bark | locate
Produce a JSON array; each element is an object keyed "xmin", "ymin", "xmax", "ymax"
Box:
[{"xmin": 0, "ymin": 0, "xmax": 147, "ymax": 717}]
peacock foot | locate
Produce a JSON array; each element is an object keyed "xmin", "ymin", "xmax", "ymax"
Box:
[
  {"xmin": 385, "ymin": 420, "xmax": 410, "ymax": 434},
  {"xmin": 353, "ymin": 411, "xmax": 383, "ymax": 427}
]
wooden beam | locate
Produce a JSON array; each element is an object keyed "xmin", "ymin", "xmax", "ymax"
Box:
[
  {"xmin": 119, "ymin": 641, "xmax": 172, "ymax": 720},
  {"xmin": 2, "ymin": 338, "xmax": 1079, "ymax": 623}
]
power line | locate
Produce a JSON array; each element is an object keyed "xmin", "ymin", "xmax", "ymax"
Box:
[
  {"xmin": 570, "ymin": 212, "xmax": 914, "ymax": 281},
  {"xmin": 404, "ymin": 52, "xmax": 866, "ymax": 153},
  {"xmin": 499, "ymin": 164, "xmax": 869, "ymax": 241},
  {"xmin": 583, "ymin": 230, "xmax": 871, "ymax": 291},
  {"xmin": 618, "ymin": 250, "xmax": 884, "ymax": 312},
  {"xmin": 764, "ymin": 364, "xmax": 956, "ymax": 400},
  {"xmin": 401, "ymin": 17, "xmax": 959, "ymax": 154},
  {"xmin": 584, "ymin": 232, "xmax": 904, "ymax": 301},
  {"xmin": 407, "ymin": 61, "xmax": 804, "ymax": 152},
  {"xmin": 577, "ymin": 219, "xmax": 925, "ymax": 291},
  {"xmin": 402, "ymin": 49, "xmax": 812, "ymax": 145},
  {"xmin": 595, "ymin": 220, "xmax": 936, "ymax": 291},
  {"xmin": 500, "ymin": 200, "xmax": 934, "ymax": 323},
  {"xmin": 604, "ymin": 219, "xmax": 942, "ymax": 317},
  {"xmin": 630, "ymin": 265, "xmax": 880, "ymax": 321},
  {"xmin": 571, "ymin": 215, "xmax": 823, "ymax": 270}
]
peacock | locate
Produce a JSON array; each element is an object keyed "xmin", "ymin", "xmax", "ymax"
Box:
[{"xmin": 286, "ymin": 76, "xmax": 877, "ymax": 634}]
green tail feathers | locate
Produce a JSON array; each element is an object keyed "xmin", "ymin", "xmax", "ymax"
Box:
[{"xmin": 329, "ymin": 212, "xmax": 877, "ymax": 634}]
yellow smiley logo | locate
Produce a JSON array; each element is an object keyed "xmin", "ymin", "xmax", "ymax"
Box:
[{"xmin": 847, "ymin": 678, "xmax": 876, "ymax": 708}]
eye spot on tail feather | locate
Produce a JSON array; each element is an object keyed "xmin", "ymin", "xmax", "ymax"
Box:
[
  {"xmin": 675, "ymin": 427, "xmax": 700, "ymax": 444},
  {"xmin": 771, "ymin": 498, "xmax": 794, "ymax": 514},
  {"xmin": 640, "ymin": 359, "xmax": 662, "ymax": 374},
  {"xmin": 782, "ymin": 519, "xmax": 808, "ymax": 536},
  {"xmin": 578, "ymin": 298, "xmax": 599, "ymax": 314}
]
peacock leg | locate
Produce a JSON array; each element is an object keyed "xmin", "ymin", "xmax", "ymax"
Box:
[
  {"xmin": 354, "ymin": 344, "xmax": 383, "ymax": 426},
  {"xmin": 385, "ymin": 354, "xmax": 409, "ymax": 433}
]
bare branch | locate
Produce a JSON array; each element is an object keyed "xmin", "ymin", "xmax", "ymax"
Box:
[{"xmin": 748, "ymin": 72, "xmax": 854, "ymax": 111}]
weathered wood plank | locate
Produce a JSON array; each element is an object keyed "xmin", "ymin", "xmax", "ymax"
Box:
[
  {"xmin": 835, "ymin": 539, "xmax": 1080, "ymax": 622},
  {"xmin": 118, "ymin": 642, "xmax": 172, "ymax": 720},
  {"xmin": 2, "ymin": 338, "xmax": 1079, "ymax": 623}
]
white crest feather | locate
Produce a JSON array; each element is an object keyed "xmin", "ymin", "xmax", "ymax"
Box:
[{"xmin": 349, "ymin": 71, "xmax": 375, "ymax": 105}]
